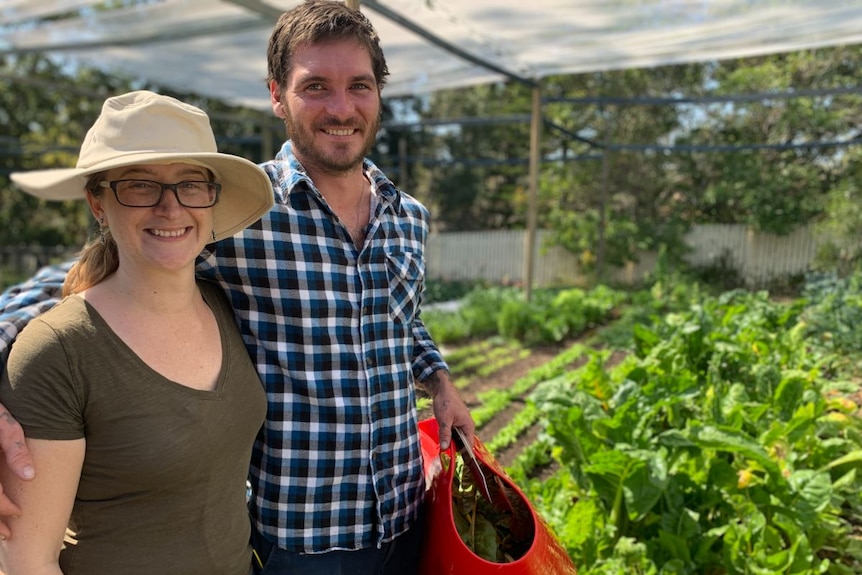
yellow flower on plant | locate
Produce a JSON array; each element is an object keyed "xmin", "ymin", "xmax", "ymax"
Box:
[{"xmin": 737, "ymin": 468, "xmax": 754, "ymax": 489}]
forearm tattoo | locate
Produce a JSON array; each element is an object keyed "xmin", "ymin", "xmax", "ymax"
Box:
[
  {"xmin": 0, "ymin": 409, "xmax": 23, "ymax": 449},
  {"xmin": 421, "ymin": 369, "xmax": 449, "ymax": 396}
]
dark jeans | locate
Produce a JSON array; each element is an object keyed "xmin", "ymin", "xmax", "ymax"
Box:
[{"xmin": 251, "ymin": 513, "xmax": 424, "ymax": 575}]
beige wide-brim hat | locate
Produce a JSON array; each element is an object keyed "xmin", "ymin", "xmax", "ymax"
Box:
[{"xmin": 11, "ymin": 90, "xmax": 274, "ymax": 241}]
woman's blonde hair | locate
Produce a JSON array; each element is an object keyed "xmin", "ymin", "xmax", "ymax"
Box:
[{"xmin": 62, "ymin": 173, "xmax": 119, "ymax": 296}]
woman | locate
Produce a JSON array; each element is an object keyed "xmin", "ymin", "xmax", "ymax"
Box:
[{"xmin": 0, "ymin": 91, "xmax": 274, "ymax": 574}]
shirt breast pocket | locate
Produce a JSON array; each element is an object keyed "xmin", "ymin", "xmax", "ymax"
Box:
[{"xmin": 386, "ymin": 251, "xmax": 423, "ymax": 324}]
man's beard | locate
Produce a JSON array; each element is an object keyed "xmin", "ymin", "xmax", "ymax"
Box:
[{"xmin": 284, "ymin": 107, "xmax": 380, "ymax": 175}]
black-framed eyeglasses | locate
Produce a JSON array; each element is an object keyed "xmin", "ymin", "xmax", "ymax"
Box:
[{"xmin": 99, "ymin": 179, "xmax": 221, "ymax": 208}]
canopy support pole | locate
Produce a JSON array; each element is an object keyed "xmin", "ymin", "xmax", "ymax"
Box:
[{"xmin": 523, "ymin": 85, "xmax": 542, "ymax": 301}]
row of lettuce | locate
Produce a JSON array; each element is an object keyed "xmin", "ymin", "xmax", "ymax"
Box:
[{"xmin": 425, "ymin": 272, "xmax": 862, "ymax": 575}]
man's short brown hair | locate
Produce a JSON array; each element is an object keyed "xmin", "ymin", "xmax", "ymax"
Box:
[{"xmin": 267, "ymin": 0, "xmax": 390, "ymax": 92}]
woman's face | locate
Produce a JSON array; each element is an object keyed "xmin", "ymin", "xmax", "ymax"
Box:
[{"xmin": 87, "ymin": 162, "xmax": 215, "ymax": 275}]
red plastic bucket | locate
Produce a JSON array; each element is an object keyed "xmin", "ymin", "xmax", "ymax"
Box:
[{"xmin": 417, "ymin": 418, "xmax": 577, "ymax": 574}]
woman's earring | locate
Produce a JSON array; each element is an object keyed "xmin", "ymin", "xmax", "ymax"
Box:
[
  {"xmin": 98, "ymin": 218, "xmax": 107, "ymax": 245},
  {"xmin": 212, "ymin": 230, "xmax": 216, "ymax": 241}
]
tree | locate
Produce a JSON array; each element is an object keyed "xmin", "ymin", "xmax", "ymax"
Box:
[
  {"xmin": 0, "ymin": 53, "xmax": 272, "ymax": 250},
  {"xmin": 0, "ymin": 52, "xmax": 171, "ymax": 248},
  {"xmin": 385, "ymin": 45, "xmax": 862, "ymax": 276},
  {"xmin": 674, "ymin": 48, "xmax": 862, "ymax": 234},
  {"xmin": 7, "ymin": 44, "xmax": 862, "ymax": 283}
]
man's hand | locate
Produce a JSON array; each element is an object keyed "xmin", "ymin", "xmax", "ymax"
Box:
[
  {"xmin": 423, "ymin": 370, "xmax": 475, "ymax": 451},
  {"xmin": 0, "ymin": 404, "xmax": 34, "ymax": 539}
]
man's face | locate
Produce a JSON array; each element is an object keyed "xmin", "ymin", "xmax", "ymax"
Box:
[{"xmin": 271, "ymin": 39, "xmax": 381, "ymax": 176}]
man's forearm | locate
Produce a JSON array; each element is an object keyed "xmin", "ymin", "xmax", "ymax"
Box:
[{"xmin": 419, "ymin": 368, "xmax": 451, "ymax": 396}]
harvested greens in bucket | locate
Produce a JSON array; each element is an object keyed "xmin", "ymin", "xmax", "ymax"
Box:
[{"xmin": 449, "ymin": 451, "xmax": 534, "ymax": 562}]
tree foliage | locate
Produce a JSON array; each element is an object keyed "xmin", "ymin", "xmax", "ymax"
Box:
[
  {"xmin": 5, "ymin": 45, "xmax": 862, "ymax": 279},
  {"xmin": 1, "ymin": 53, "xmax": 275, "ymax": 249},
  {"xmin": 381, "ymin": 45, "xmax": 862, "ymax": 275},
  {"xmin": 1, "ymin": 55, "xmax": 116, "ymax": 246}
]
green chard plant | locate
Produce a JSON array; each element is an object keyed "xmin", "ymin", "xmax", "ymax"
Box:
[{"xmin": 518, "ymin": 289, "xmax": 862, "ymax": 574}]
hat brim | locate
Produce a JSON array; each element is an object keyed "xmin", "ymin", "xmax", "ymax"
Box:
[{"xmin": 11, "ymin": 152, "xmax": 274, "ymax": 241}]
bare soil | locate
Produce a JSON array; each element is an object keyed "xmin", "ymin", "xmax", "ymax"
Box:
[
  {"xmin": 418, "ymin": 338, "xmax": 601, "ymax": 469},
  {"xmin": 417, "ymin": 332, "xmax": 635, "ymax": 474}
]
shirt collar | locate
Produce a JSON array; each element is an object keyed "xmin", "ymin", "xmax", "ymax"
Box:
[{"xmin": 273, "ymin": 140, "xmax": 402, "ymax": 211}]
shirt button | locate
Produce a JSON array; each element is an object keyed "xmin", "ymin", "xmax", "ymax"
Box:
[{"xmin": 366, "ymin": 356, "xmax": 375, "ymax": 368}]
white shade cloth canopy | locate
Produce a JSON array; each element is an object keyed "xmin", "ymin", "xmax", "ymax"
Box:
[{"xmin": 3, "ymin": 1, "xmax": 862, "ymax": 110}]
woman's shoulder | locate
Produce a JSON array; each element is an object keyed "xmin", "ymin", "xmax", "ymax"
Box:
[
  {"xmin": 18, "ymin": 295, "xmax": 91, "ymax": 340},
  {"xmin": 7, "ymin": 296, "xmax": 91, "ymax": 379}
]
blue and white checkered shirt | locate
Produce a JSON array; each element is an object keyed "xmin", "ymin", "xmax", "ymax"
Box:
[
  {"xmin": 0, "ymin": 262, "xmax": 71, "ymax": 370},
  {"xmin": 0, "ymin": 141, "xmax": 446, "ymax": 553}
]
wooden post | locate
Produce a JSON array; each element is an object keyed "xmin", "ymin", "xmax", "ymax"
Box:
[
  {"xmin": 523, "ymin": 85, "xmax": 541, "ymax": 301},
  {"xmin": 345, "ymin": 0, "xmax": 360, "ymax": 9},
  {"xmin": 597, "ymin": 113, "xmax": 609, "ymax": 283}
]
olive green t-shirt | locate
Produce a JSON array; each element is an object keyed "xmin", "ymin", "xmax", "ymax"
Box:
[{"xmin": 0, "ymin": 280, "xmax": 266, "ymax": 575}]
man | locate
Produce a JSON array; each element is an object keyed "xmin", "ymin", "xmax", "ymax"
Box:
[{"xmin": 0, "ymin": 1, "xmax": 474, "ymax": 573}]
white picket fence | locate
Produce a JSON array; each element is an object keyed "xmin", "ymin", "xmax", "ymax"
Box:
[
  {"xmin": 0, "ymin": 224, "xmax": 824, "ymax": 290},
  {"xmin": 426, "ymin": 224, "xmax": 822, "ymax": 288}
]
